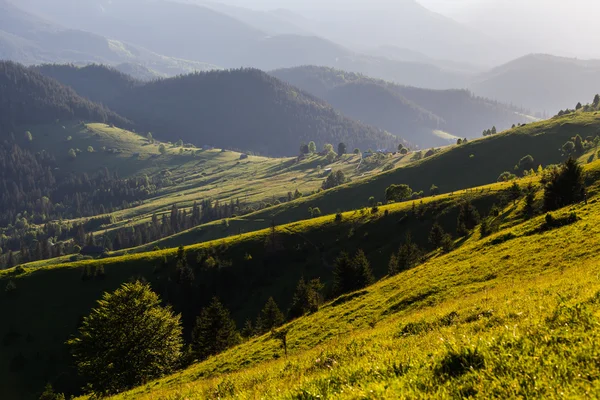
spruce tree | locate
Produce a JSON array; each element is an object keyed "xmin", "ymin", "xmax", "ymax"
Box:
[
  {"xmin": 256, "ymin": 297, "xmax": 284, "ymax": 334},
  {"xmin": 353, "ymin": 250, "xmax": 374, "ymax": 289},
  {"xmin": 332, "ymin": 252, "xmax": 355, "ymax": 296},
  {"xmin": 429, "ymin": 222, "xmax": 445, "ymax": 249},
  {"xmin": 457, "ymin": 201, "xmax": 480, "ymax": 236},
  {"xmin": 396, "ymin": 233, "xmax": 422, "ymax": 273},
  {"xmin": 288, "ymin": 277, "xmax": 323, "ymax": 319},
  {"xmin": 543, "ymin": 158, "xmax": 585, "ymax": 211},
  {"xmin": 192, "ymin": 297, "xmax": 240, "ymax": 360}
]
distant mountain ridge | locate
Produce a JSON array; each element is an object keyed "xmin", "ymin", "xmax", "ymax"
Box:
[
  {"xmin": 36, "ymin": 64, "xmax": 396, "ymax": 156},
  {"xmin": 0, "ymin": 0, "xmax": 220, "ymax": 76},
  {"xmin": 271, "ymin": 66, "xmax": 534, "ymax": 146},
  {"xmin": 471, "ymin": 54, "xmax": 600, "ymax": 114}
]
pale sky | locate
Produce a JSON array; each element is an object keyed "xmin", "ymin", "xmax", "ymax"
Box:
[{"xmin": 209, "ymin": 0, "xmax": 600, "ymax": 59}]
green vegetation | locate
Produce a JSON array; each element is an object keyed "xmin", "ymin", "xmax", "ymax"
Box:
[{"xmin": 68, "ymin": 282, "xmax": 182, "ymax": 396}]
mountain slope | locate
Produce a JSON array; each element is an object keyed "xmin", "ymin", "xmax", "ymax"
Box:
[
  {"xmin": 271, "ymin": 66, "xmax": 534, "ymax": 146},
  {"xmin": 471, "ymin": 54, "xmax": 600, "ymax": 114},
  {"xmin": 0, "ymin": 0, "xmax": 220, "ymax": 76},
  {"xmin": 0, "ymin": 61, "xmax": 128, "ymax": 130},
  {"xmin": 3, "ymin": 158, "xmax": 600, "ymax": 398},
  {"xmin": 37, "ymin": 64, "xmax": 396, "ymax": 156}
]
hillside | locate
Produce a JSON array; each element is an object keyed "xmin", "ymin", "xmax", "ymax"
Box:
[
  {"xmin": 37, "ymin": 65, "xmax": 396, "ymax": 156},
  {"xmin": 136, "ymin": 110, "xmax": 600, "ymax": 250},
  {"xmin": 2, "ymin": 156, "xmax": 599, "ymax": 398},
  {"xmin": 113, "ymin": 164, "xmax": 600, "ymax": 398},
  {"xmin": 272, "ymin": 66, "xmax": 534, "ymax": 146},
  {"xmin": 471, "ymin": 54, "xmax": 600, "ymax": 114},
  {"xmin": 0, "ymin": 0, "xmax": 220, "ymax": 76},
  {"xmin": 0, "ymin": 61, "xmax": 128, "ymax": 130}
]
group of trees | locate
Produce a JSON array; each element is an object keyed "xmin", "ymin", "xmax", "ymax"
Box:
[
  {"xmin": 482, "ymin": 126, "xmax": 497, "ymax": 136},
  {"xmin": 556, "ymin": 95, "xmax": 600, "ymax": 116},
  {"xmin": 322, "ymin": 170, "xmax": 347, "ymax": 190},
  {"xmin": 332, "ymin": 250, "xmax": 374, "ymax": 296}
]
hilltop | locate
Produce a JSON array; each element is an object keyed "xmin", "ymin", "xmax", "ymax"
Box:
[
  {"xmin": 37, "ymin": 64, "xmax": 396, "ymax": 156},
  {"xmin": 272, "ymin": 66, "xmax": 534, "ymax": 146}
]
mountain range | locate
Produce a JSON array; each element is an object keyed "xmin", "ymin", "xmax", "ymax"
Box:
[
  {"xmin": 272, "ymin": 66, "xmax": 534, "ymax": 147},
  {"xmin": 32, "ymin": 63, "xmax": 396, "ymax": 156}
]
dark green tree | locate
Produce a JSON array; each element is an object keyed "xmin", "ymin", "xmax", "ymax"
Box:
[
  {"xmin": 574, "ymin": 135, "xmax": 585, "ymax": 154},
  {"xmin": 256, "ymin": 297, "xmax": 285, "ymax": 334},
  {"xmin": 457, "ymin": 201, "xmax": 481, "ymax": 236},
  {"xmin": 338, "ymin": 142, "xmax": 347, "ymax": 156},
  {"xmin": 192, "ymin": 297, "xmax": 240, "ymax": 361},
  {"xmin": 385, "ymin": 184, "xmax": 413, "ymax": 202},
  {"xmin": 391, "ymin": 233, "xmax": 422, "ymax": 275},
  {"xmin": 429, "ymin": 222, "xmax": 445, "ymax": 249},
  {"xmin": 332, "ymin": 252, "xmax": 355, "ymax": 296},
  {"xmin": 524, "ymin": 182, "xmax": 537, "ymax": 218},
  {"xmin": 67, "ymin": 282, "xmax": 183, "ymax": 396},
  {"xmin": 509, "ymin": 182, "xmax": 522, "ymax": 205},
  {"xmin": 288, "ymin": 277, "xmax": 323, "ymax": 319},
  {"xmin": 352, "ymin": 250, "xmax": 374, "ymax": 289},
  {"xmin": 543, "ymin": 158, "xmax": 585, "ymax": 211}
]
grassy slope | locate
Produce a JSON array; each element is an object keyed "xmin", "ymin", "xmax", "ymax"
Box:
[
  {"xmin": 110, "ymin": 160, "xmax": 600, "ymax": 399},
  {"xmin": 1, "ymin": 158, "xmax": 488, "ymax": 399},
  {"xmin": 134, "ymin": 111, "xmax": 600, "ymax": 250}
]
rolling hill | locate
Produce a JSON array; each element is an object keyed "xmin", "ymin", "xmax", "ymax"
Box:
[
  {"xmin": 271, "ymin": 66, "xmax": 535, "ymax": 146},
  {"xmin": 36, "ymin": 64, "xmax": 397, "ymax": 156},
  {"xmin": 2, "ymin": 154, "xmax": 599, "ymax": 398},
  {"xmin": 471, "ymin": 54, "xmax": 600, "ymax": 114}
]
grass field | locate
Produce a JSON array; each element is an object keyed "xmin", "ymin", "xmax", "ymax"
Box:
[{"xmin": 107, "ymin": 160, "xmax": 600, "ymax": 399}]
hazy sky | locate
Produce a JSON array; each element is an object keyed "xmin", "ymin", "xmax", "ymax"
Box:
[{"xmin": 212, "ymin": 0, "xmax": 600, "ymax": 59}]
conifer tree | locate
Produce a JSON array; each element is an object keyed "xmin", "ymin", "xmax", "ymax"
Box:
[
  {"xmin": 353, "ymin": 250, "xmax": 374, "ymax": 289},
  {"xmin": 429, "ymin": 222, "xmax": 445, "ymax": 249},
  {"xmin": 288, "ymin": 277, "xmax": 323, "ymax": 319},
  {"xmin": 332, "ymin": 252, "xmax": 356, "ymax": 296},
  {"xmin": 192, "ymin": 297, "xmax": 240, "ymax": 360},
  {"xmin": 256, "ymin": 297, "xmax": 285, "ymax": 334}
]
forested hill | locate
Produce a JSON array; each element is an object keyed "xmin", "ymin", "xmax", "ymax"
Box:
[
  {"xmin": 32, "ymin": 63, "xmax": 142, "ymax": 105},
  {"xmin": 271, "ymin": 66, "xmax": 534, "ymax": 146},
  {"xmin": 37, "ymin": 64, "xmax": 396, "ymax": 156},
  {"xmin": 0, "ymin": 61, "xmax": 129, "ymax": 130}
]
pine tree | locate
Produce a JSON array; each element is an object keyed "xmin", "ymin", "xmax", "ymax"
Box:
[
  {"xmin": 288, "ymin": 277, "xmax": 323, "ymax": 319},
  {"xmin": 353, "ymin": 250, "xmax": 374, "ymax": 289},
  {"xmin": 256, "ymin": 297, "xmax": 284, "ymax": 334},
  {"xmin": 428, "ymin": 222, "xmax": 445, "ymax": 249},
  {"xmin": 395, "ymin": 233, "xmax": 422, "ymax": 273},
  {"xmin": 457, "ymin": 201, "xmax": 480, "ymax": 236},
  {"xmin": 192, "ymin": 297, "xmax": 240, "ymax": 360},
  {"xmin": 332, "ymin": 252, "xmax": 356, "ymax": 296}
]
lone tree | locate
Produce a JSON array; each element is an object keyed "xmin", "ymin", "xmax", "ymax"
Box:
[
  {"xmin": 192, "ymin": 297, "xmax": 240, "ymax": 360},
  {"xmin": 457, "ymin": 200, "xmax": 480, "ymax": 236},
  {"xmin": 543, "ymin": 157, "xmax": 585, "ymax": 211},
  {"xmin": 288, "ymin": 277, "xmax": 324, "ymax": 319},
  {"xmin": 256, "ymin": 297, "xmax": 285, "ymax": 334},
  {"xmin": 428, "ymin": 222, "xmax": 445, "ymax": 249},
  {"xmin": 332, "ymin": 250, "xmax": 374, "ymax": 296},
  {"xmin": 385, "ymin": 184, "xmax": 413, "ymax": 202},
  {"xmin": 389, "ymin": 233, "xmax": 422, "ymax": 275},
  {"xmin": 308, "ymin": 141, "xmax": 317, "ymax": 154},
  {"xmin": 338, "ymin": 142, "xmax": 347, "ymax": 156},
  {"xmin": 68, "ymin": 282, "xmax": 183, "ymax": 396},
  {"xmin": 158, "ymin": 144, "xmax": 167, "ymax": 155}
]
